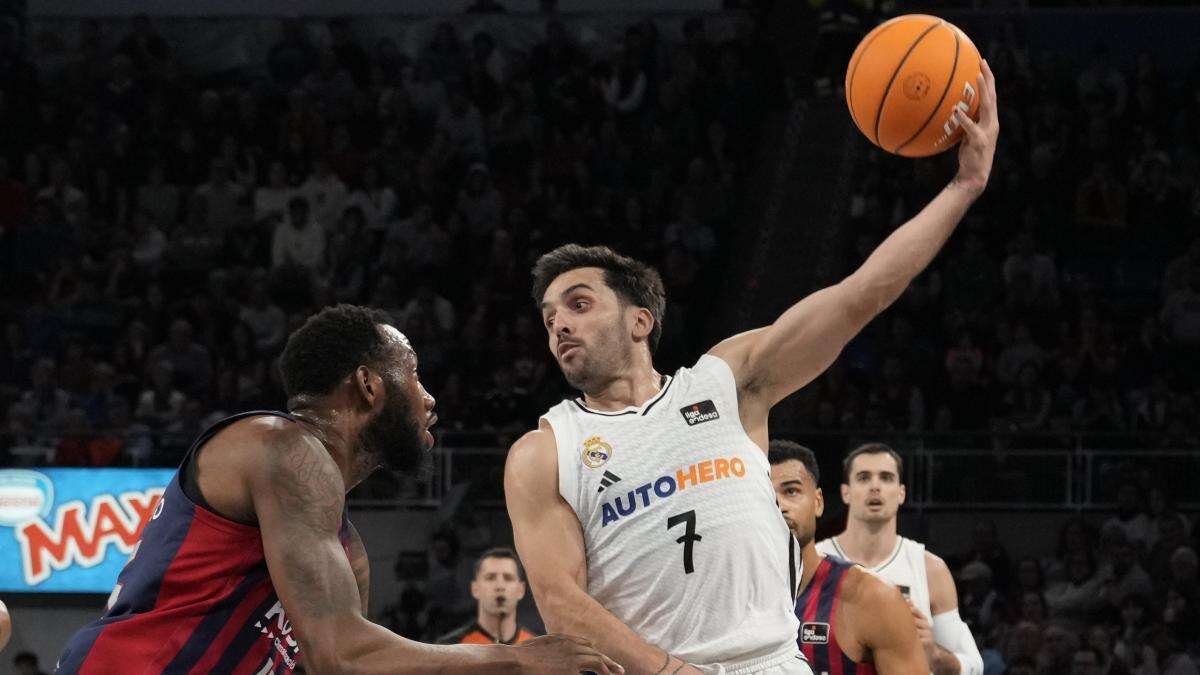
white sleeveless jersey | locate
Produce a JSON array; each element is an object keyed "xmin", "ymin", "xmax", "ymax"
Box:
[
  {"xmin": 543, "ymin": 355, "xmax": 803, "ymax": 673},
  {"xmin": 815, "ymin": 536, "xmax": 932, "ymax": 621}
]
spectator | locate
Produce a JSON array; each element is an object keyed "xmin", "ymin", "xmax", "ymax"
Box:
[
  {"xmin": 388, "ymin": 203, "xmax": 451, "ymax": 271},
  {"xmin": 192, "ymin": 160, "xmax": 244, "ymax": 236},
  {"xmin": 327, "ymin": 18, "xmax": 370, "ymax": 89},
  {"xmin": 20, "ymin": 358, "xmax": 71, "ymax": 428},
  {"xmin": 959, "ymin": 561, "xmax": 1002, "ymax": 634},
  {"xmin": 1160, "ymin": 268, "xmax": 1200, "ymax": 349},
  {"xmin": 1074, "ymin": 160, "xmax": 1129, "ymax": 230},
  {"xmin": 1000, "ymin": 363, "xmax": 1052, "ymax": 434},
  {"xmin": 1105, "ymin": 483, "xmax": 1154, "ymax": 550},
  {"xmin": 1037, "ymin": 623, "xmax": 1080, "ymax": 674},
  {"xmin": 135, "ymin": 360, "xmax": 186, "ymax": 429},
  {"xmin": 456, "ymin": 163, "xmax": 503, "ymax": 236},
  {"xmin": 437, "ymin": 86, "xmax": 486, "ymax": 162},
  {"xmin": 239, "ymin": 283, "xmax": 287, "ymax": 355},
  {"xmin": 345, "ymin": 163, "xmax": 396, "ymax": 232},
  {"xmin": 128, "ymin": 208, "xmax": 168, "ymax": 272},
  {"xmin": 304, "ymin": 47, "xmax": 356, "ymax": 113},
  {"xmin": 1101, "ymin": 534, "xmax": 1155, "ymax": 609},
  {"xmin": 300, "ymin": 158, "xmax": 348, "ymax": 233},
  {"xmin": 54, "ymin": 408, "xmax": 121, "ymax": 466},
  {"xmin": 271, "ymin": 196, "xmax": 325, "ymax": 272},
  {"xmin": 1003, "ymin": 231, "xmax": 1060, "ymax": 309},
  {"xmin": 37, "ymin": 156, "xmax": 87, "ymax": 228},
  {"xmin": 254, "ymin": 161, "xmax": 295, "ymax": 226},
  {"xmin": 1045, "ymin": 549, "xmax": 1108, "ymax": 630},
  {"xmin": 146, "ymin": 319, "xmax": 213, "ymax": 398}
]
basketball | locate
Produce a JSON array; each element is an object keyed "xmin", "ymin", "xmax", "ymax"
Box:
[{"xmin": 845, "ymin": 14, "xmax": 982, "ymax": 157}]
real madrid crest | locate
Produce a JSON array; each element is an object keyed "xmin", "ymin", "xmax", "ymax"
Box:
[{"xmin": 581, "ymin": 435, "xmax": 612, "ymax": 469}]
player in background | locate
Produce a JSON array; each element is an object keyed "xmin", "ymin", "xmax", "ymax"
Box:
[
  {"xmin": 816, "ymin": 444, "xmax": 983, "ymax": 675},
  {"xmin": 438, "ymin": 548, "xmax": 539, "ymax": 645},
  {"xmin": 769, "ymin": 440, "xmax": 927, "ymax": 674},
  {"xmin": 505, "ymin": 63, "xmax": 998, "ymax": 674}
]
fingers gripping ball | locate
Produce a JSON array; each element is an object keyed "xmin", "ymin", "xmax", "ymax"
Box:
[{"xmin": 846, "ymin": 14, "xmax": 982, "ymax": 157}]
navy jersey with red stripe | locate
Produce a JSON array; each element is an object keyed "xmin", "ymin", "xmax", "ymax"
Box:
[
  {"xmin": 57, "ymin": 411, "xmax": 355, "ymax": 675},
  {"xmin": 795, "ymin": 556, "xmax": 877, "ymax": 675}
]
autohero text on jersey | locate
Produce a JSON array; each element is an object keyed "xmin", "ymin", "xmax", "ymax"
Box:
[{"xmin": 600, "ymin": 455, "xmax": 747, "ymax": 527}]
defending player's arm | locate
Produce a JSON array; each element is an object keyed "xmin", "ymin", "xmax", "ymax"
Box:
[
  {"xmin": 505, "ymin": 427, "xmax": 701, "ymax": 675},
  {"xmin": 250, "ymin": 425, "xmax": 621, "ymax": 675},
  {"xmin": 918, "ymin": 553, "xmax": 982, "ymax": 675},
  {"xmin": 846, "ymin": 571, "xmax": 929, "ymax": 674},
  {"xmin": 709, "ymin": 62, "xmax": 999, "ymax": 429}
]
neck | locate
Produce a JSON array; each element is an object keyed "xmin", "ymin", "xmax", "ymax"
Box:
[
  {"xmin": 836, "ymin": 516, "xmax": 899, "ymax": 568},
  {"xmin": 288, "ymin": 400, "xmax": 367, "ymax": 490},
  {"xmin": 799, "ymin": 542, "xmax": 823, "ymax": 594},
  {"xmin": 477, "ymin": 609, "xmax": 517, "ymax": 643},
  {"xmin": 580, "ymin": 350, "xmax": 661, "ymax": 412}
]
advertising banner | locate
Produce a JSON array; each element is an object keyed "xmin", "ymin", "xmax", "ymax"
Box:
[{"xmin": 0, "ymin": 468, "xmax": 173, "ymax": 593}]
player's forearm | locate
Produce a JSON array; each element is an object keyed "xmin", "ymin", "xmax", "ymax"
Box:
[
  {"xmin": 538, "ymin": 588, "xmax": 675, "ymax": 675},
  {"xmin": 846, "ymin": 180, "xmax": 979, "ymax": 321},
  {"xmin": 329, "ymin": 619, "xmax": 524, "ymax": 674}
]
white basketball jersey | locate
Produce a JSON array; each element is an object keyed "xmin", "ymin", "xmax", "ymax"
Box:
[
  {"xmin": 815, "ymin": 536, "xmax": 932, "ymax": 621},
  {"xmin": 542, "ymin": 355, "xmax": 803, "ymax": 673}
]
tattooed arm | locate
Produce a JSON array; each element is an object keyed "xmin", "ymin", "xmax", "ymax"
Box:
[{"xmin": 248, "ymin": 421, "xmax": 623, "ymax": 675}]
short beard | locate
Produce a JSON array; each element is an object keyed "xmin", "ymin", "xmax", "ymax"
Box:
[
  {"xmin": 562, "ymin": 317, "xmax": 631, "ymax": 393},
  {"xmin": 357, "ymin": 379, "xmax": 431, "ymax": 481}
]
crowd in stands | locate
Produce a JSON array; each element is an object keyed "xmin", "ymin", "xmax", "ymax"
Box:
[
  {"xmin": 949, "ymin": 484, "xmax": 1199, "ymax": 674},
  {"xmin": 0, "ymin": 11, "xmax": 774, "ymax": 467}
]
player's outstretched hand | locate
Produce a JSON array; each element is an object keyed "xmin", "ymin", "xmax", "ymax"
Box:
[
  {"xmin": 953, "ymin": 58, "xmax": 999, "ymax": 197},
  {"xmin": 515, "ymin": 634, "xmax": 625, "ymax": 674}
]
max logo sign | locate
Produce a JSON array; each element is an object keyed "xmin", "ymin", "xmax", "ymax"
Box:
[{"xmin": 13, "ymin": 489, "xmax": 163, "ymax": 586}]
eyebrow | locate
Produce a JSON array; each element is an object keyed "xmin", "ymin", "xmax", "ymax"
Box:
[
  {"xmin": 779, "ymin": 480, "xmax": 804, "ymax": 489},
  {"xmin": 540, "ymin": 283, "xmax": 597, "ymax": 310}
]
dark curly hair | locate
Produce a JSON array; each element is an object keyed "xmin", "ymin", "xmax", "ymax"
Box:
[
  {"xmin": 530, "ymin": 244, "xmax": 666, "ymax": 353},
  {"xmin": 280, "ymin": 304, "xmax": 394, "ymax": 399}
]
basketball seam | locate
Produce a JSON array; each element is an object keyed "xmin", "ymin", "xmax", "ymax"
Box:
[
  {"xmin": 846, "ymin": 18, "xmax": 902, "ymax": 131},
  {"xmin": 872, "ymin": 19, "xmax": 943, "ymax": 149},
  {"xmin": 895, "ymin": 24, "xmax": 960, "ymax": 154}
]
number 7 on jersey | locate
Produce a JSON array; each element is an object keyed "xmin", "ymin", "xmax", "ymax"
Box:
[{"xmin": 667, "ymin": 510, "xmax": 702, "ymax": 574}]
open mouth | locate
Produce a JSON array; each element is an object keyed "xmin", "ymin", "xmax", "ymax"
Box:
[
  {"xmin": 867, "ymin": 498, "xmax": 884, "ymax": 508},
  {"xmin": 558, "ymin": 342, "xmax": 582, "ymax": 359}
]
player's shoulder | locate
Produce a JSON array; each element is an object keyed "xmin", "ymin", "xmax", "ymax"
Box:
[
  {"xmin": 839, "ymin": 564, "xmax": 907, "ymax": 610},
  {"xmin": 504, "ymin": 420, "xmax": 558, "ymax": 486},
  {"xmin": 922, "ymin": 548, "xmax": 951, "ymax": 578}
]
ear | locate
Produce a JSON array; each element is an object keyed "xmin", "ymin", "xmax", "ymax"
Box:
[
  {"xmin": 354, "ymin": 365, "xmax": 383, "ymax": 409},
  {"xmin": 515, "ymin": 580, "xmax": 527, "ymax": 601},
  {"xmin": 469, "ymin": 579, "xmax": 481, "ymax": 601},
  {"xmin": 899, "ymin": 482, "xmax": 907, "ymax": 506},
  {"xmin": 630, "ymin": 306, "xmax": 654, "ymax": 342},
  {"xmin": 815, "ymin": 488, "xmax": 825, "ymax": 519},
  {"xmin": 840, "ymin": 483, "xmax": 850, "ymax": 505}
]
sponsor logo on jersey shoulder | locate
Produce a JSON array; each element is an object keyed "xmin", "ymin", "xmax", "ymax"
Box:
[
  {"xmin": 679, "ymin": 400, "xmax": 719, "ymax": 426},
  {"xmin": 801, "ymin": 622, "xmax": 830, "ymax": 644},
  {"xmin": 581, "ymin": 435, "xmax": 613, "ymax": 468}
]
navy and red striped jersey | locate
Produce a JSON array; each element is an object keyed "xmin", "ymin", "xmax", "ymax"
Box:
[
  {"xmin": 58, "ymin": 411, "xmax": 354, "ymax": 675},
  {"xmin": 795, "ymin": 556, "xmax": 878, "ymax": 675}
]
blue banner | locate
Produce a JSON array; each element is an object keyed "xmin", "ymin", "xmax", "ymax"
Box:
[{"xmin": 0, "ymin": 468, "xmax": 174, "ymax": 593}]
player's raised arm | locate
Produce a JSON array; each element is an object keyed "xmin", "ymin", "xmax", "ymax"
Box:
[
  {"xmin": 710, "ymin": 61, "xmax": 999, "ymax": 427},
  {"xmin": 505, "ymin": 425, "xmax": 699, "ymax": 675},
  {"xmin": 250, "ymin": 424, "xmax": 621, "ymax": 675}
]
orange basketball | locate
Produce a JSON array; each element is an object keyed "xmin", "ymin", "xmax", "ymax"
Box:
[{"xmin": 845, "ymin": 14, "xmax": 982, "ymax": 157}]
